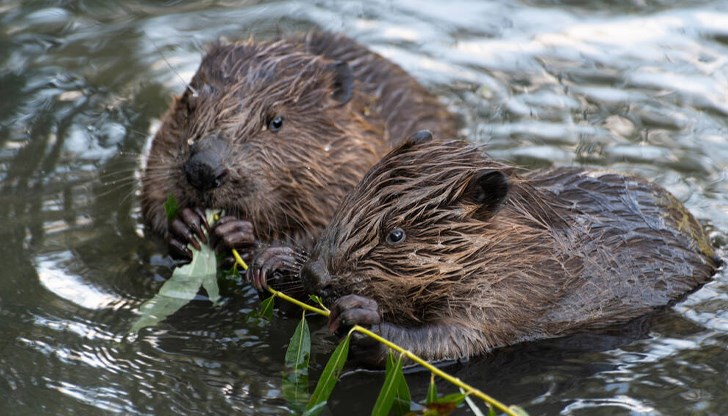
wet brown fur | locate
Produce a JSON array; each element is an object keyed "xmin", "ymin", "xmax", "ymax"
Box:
[
  {"xmin": 141, "ymin": 32, "xmax": 457, "ymax": 246},
  {"xmin": 309, "ymin": 138, "xmax": 719, "ymax": 362}
]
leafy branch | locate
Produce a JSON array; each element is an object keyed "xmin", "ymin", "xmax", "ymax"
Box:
[{"xmin": 236, "ymin": 251, "xmax": 527, "ymax": 416}]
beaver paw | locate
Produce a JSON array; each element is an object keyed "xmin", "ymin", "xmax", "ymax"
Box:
[
  {"xmin": 210, "ymin": 216, "xmax": 256, "ymax": 261},
  {"xmin": 168, "ymin": 207, "xmax": 209, "ymax": 263},
  {"xmin": 246, "ymin": 246, "xmax": 299, "ymax": 291},
  {"xmin": 328, "ymin": 295, "xmax": 381, "ymax": 336}
]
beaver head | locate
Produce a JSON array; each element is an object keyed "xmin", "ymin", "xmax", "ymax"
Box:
[
  {"xmin": 142, "ymin": 38, "xmax": 388, "ymax": 242},
  {"xmin": 302, "ymin": 133, "xmax": 571, "ymax": 337}
]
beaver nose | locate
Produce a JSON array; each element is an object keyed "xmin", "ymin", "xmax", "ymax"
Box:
[
  {"xmin": 301, "ymin": 259, "xmax": 332, "ymax": 296},
  {"xmin": 184, "ymin": 136, "xmax": 228, "ymax": 192}
]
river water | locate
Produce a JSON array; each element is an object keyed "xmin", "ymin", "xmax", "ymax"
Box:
[{"xmin": 1, "ymin": 1, "xmax": 727, "ymax": 415}]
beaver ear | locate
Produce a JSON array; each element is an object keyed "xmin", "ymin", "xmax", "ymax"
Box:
[
  {"xmin": 407, "ymin": 130, "xmax": 434, "ymax": 146},
  {"xmin": 462, "ymin": 169, "xmax": 509, "ymax": 217},
  {"xmin": 327, "ymin": 61, "xmax": 354, "ymax": 104},
  {"xmin": 392, "ymin": 129, "xmax": 434, "ymax": 153}
]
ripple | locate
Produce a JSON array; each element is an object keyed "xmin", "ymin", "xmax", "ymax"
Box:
[
  {"xmin": 48, "ymin": 380, "xmax": 140, "ymax": 413},
  {"xmin": 562, "ymin": 396, "xmax": 657, "ymax": 414},
  {"xmin": 35, "ymin": 252, "xmax": 122, "ymax": 310}
]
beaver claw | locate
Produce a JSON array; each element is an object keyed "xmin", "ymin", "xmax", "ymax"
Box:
[
  {"xmin": 328, "ymin": 294, "xmax": 381, "ymax": 336},
  {"xmin": 247, "ymin": 246, "xmax": 298, "ymax": 291},
  {"xmin": 168, "ymin": 207, "xmax": 209, "ymax": 263}
]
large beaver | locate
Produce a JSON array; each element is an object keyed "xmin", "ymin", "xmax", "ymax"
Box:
[
  {"xmin": 140, "ymin": 32, "xmax": 457, "ymax": 266},
  {"xmin": 297, "ymin": 132, "xmax": 719, "ymax": 367}
]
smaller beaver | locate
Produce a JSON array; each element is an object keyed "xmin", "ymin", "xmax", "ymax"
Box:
[
  {"xmin": 140, "ymin": 32, "xmax": 457, "ymax": 272},
  {"xmin": 294, "ymin": 132, "xmax": 719, "ymax": 367}
]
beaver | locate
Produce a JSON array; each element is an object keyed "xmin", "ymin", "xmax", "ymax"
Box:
[
  {"xmin": 295, "ymin": 131, "xmax": 719, "ymax": 367},
  {"xmin": 140, "ymin": 32, "xmax": 458, "ymax": 268}
]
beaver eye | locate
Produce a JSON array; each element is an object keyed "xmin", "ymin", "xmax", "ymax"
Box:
[
  {"xmin": 269, "ymin": 115, "xmax": 284, "ymax": 132},
  {"xmin": 385, "ymin": 228, "xmax": 406, "ymax": 245}
]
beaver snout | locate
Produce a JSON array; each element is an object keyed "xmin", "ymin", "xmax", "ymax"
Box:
[
  {"xmin": 301, "ymin": 259, "xmax": 333, "ymax": 297},
  {"xmin": 184, "ymin": 135, "xmax": 229, "ymax": 192}
]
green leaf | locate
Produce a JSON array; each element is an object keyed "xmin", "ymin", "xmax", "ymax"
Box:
[
  {"xmin": 391, "ymin": 354, "xmax": 411, "ymax": 415},
  {"xmin": 257, "ymin": 295, "xmax": 275, "ymax": 319},
  {"xmin": 130, "ymin": 210, "xmax": 218, "ymax": 333},
  {"xmin": 201, "ymin": 268, "xmax": 221, "ymax": 305},
  {"xmin": 421, "ymin": 401, "xmax": 458, "ymax": 416},
  {"xmin": 372, "ymin": 351, "xmax": 410, "ymax": 416},
  {"xmin": 306, "ymin": 335, "xmax": 350, "ymax": 414},
  {"xmin": 432, "ymin": 392, "xmax": 466, "ymax": 406},
  {"xmin": 130, "ymin": 239, "xmax": 218, "ymax": 332},
  {"xmin": 282, "ymin": 373, "xmax": 309, "ymax": 411},
  {"xmin": 163, "ymin": 194, "xmax": 180, "ymax": 221},
  {"xmin": 308, "ymin": 294, "xmax": 327, "ymax": 311},
  {"xmin": 301, "ymin": 401, "xmax": 327, "ymax": 416},
  {"xmin": 420, "ymin": 390, "xmax": 466, "ymax": 416},
  {"xmin": 282, "ymin": 312, "xmax": 311, "ymax": 408},
  {"xmin": 285, "ymin": 312, "xmax": 311, "ymax": 370},
  {"xmin": 426, "ymin": 374, "xmax": 438, "ymax": 405},
  {"xmin": 129, "ymin": 292, "xmax": 194, "ymax": 334}
]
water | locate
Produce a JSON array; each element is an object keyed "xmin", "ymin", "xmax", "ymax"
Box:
[{"xmin": 1, "ymin": 1, "xmax": 727, "ymax": 414}]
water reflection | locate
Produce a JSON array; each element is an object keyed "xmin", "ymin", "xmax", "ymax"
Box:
[{"xmin": 35, "ymin": 252, "xmax": 120, "ymax": 310}]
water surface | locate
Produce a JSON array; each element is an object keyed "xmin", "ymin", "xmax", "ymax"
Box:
[{"xmin": 1, "ymin": 1, "xmax": 727, "ymax": 414}]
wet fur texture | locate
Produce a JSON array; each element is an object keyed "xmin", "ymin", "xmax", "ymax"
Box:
[
  {"xmin": 307, "ymin": 138, "xmax": 719, "ymax": 363},
  {"xmin": 141, "ymin": 32, "xmax": 457, "ymax": 247}
]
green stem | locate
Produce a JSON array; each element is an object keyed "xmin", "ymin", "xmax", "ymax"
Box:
[
  {"xmin": 231, "ymin": 249, "xmax": 519, "ymax": 416},
  {"xmin": 231, "ymin": 249, "xmax": 249, "ymax": 271},
  {"xmin": 268, "ymin": 285, "xmax": 330, "ymax": 316}
]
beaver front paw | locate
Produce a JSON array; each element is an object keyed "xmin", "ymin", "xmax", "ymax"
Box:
[
  {"xmin": 210, "ymin": 215, "xmax": 256, "ymax": 263},
  {"xmin": 246, "ymin": 245, "xmax": 309, "ymax": 294},
  {"xmin": 211, "ymin": 215, "xmax": 256, "ymax": 249},
  {"xmin": 168, "ymin": 207, "xmax": 209, "ymax": 264},
  {"xmin": 329, "ymin": 295, "xmax": 385, "ymax": 365},
  {"xmin": 328, "ymin": 294, "xmax": 381, "ymax": 336}
]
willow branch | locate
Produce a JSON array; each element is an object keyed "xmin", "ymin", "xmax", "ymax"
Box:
[{"xmin": 231, "ymin": 249, "xmax": 520, "ymax": 416}]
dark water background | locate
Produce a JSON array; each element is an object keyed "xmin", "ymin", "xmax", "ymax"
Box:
[{"xmin": 1, "ymin": 1, "xmax": 727, "ymax": 414}]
